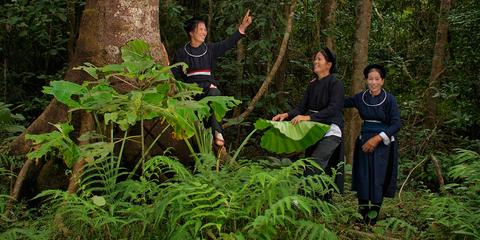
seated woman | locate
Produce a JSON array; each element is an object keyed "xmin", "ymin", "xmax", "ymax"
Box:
[
  {"xmin": 345, "ymin": 64, "xmax": 401, "ymax": 225},
  {"xmin": 171, "ymin": 11, "xmax": 253, "ymax": 148},
  {"xmin": 272, "ymin": 48, "xmax": 344, "ymax": 198}
]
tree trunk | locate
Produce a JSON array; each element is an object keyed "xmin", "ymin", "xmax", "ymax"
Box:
[
  {"xmin": 344, "ymin": 0, "xmax": 372, "ymax": 164},
  {"xmin": 424, "ymin": 0, "xmax": 452, "ymax": 128},
  {"xmin": 207, "ymin": 0, "xmax": 213, "ymax": 42},
  {"xmin": 321, "ymin": 0, "xmax": 337, "ymax": 50},
  {"xmin": 9, "ymin": 0, "xmax": 175, "ymax": 202}
]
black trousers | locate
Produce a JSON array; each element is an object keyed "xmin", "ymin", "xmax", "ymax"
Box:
[
  {"xmin": 305, "ymin": 135, "xmax": 342, "ymax": 175},
  {"xmin": 303, "ymin": 135, "xmax": 343, "ymax": 200}
]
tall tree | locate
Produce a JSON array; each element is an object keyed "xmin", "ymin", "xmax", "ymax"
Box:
[
  {"xmin": 424, "ymin": 0, "xmax": 452, "ymax": 128},
  {"xmin": 344, "ymin": 0, "xmax": 373, "ymax": 164},
  {"xmin": 321, "ymin": 0, "xmax": 337, "ymax": 50},
  {"xmin": 9, "ymin": 0, "xmax": 173, "ymax": 201}
]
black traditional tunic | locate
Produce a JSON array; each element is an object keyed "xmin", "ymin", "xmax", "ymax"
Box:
[
  {"xmin": 345, "ymin": 89, "xmax": 401, "ymax": 204},
  {"xmin": 288, "ymin": 74, "xmax": 344, "ymax": 128},
  {"xmin": 171, "ymin": 30, "xmax": 244, "ymax": 91}
]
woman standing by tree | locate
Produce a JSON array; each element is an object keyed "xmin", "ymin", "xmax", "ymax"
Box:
[
  {"xmin": 171, "ymin": 10, "xmax": 253, "ymax": 148},
  {"xmin": 345, "ymin": 64, "xmax": 401, "ymax": 225}
]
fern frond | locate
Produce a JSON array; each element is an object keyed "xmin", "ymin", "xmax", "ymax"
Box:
[
  {"xmin": 294, "ymin": 220, "xmax": 336, "ymax": 240},
  {"xmin": 144, "ymin": 155, "xmax": 191, "ymax": 180},
  {"xmin": 377, "ymin": 217, "xmax": 418, "ymax": 239}
]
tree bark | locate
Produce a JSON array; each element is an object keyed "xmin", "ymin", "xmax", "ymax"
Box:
[
  {"xmin": 321, "ymin": 0, "xmax": 337, "ymax": 50},
  {"xmin": 207, "ymin": 0, "xmax": 213, "ymax": 42},
  {"xmin": 225, "ymin": 0, "xmax": 297, "ymax": 126},
  {"xmin": 344, "ymin": 0, "xmax": 372, "ymax": 164},
  {"xmin": 9, "ymin": 0, "xmax": 173, "ymax": 202},
  {"xmin": 67, "ymin": 111, "xmax": 94, "ymax": 194},
  {"xmin": 424, "ymin": 0, "xmax": 452, "ymax": 128}
]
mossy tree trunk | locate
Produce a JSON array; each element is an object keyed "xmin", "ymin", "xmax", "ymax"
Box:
[
  {"xmin": 321, "ymin": 0, "xmax": 337, "ymax": 51},
  {"xmin": 344, "ymin": 0, "xmax": 372, "ymax": 164},
  {"xmin": 424, "ymin": 0, "xmax": 452, "ymax": 128}
]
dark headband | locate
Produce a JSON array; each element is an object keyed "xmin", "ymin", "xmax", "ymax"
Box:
[
  {"xmin": 363, "ymin": 64, "xmax": 386, "ymax": 79},
  {"xmin": 320, "ymin": 47, "xmax": 337, "ymax": 74},
  {"xmin": 183, "ymin": 17, "xmax": 205, "ymax": 35}
]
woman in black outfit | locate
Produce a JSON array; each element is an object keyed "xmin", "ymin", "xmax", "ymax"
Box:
[
  {"xmin": 345, "ymin": 64, "xmax": 401, "ymax": 225},
  {"xmin": 272, "ymin": 48, "xmax": 345, "ymax": 198},
  {"xmin": 172, "ymin": 10, "xmax": 252, "ymax": 148}
]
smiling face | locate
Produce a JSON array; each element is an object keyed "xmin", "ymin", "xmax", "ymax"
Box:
[
  {"xmin": 366, "ymin": 69, "xmax": 385, "ymax": 95},
  {"xmin": 313, "ymin": 52, "xmax": 332, "ymax": 78},
  {"xmin": 189, "ymin": 22, "xmax": 207, "ymax": 46}
]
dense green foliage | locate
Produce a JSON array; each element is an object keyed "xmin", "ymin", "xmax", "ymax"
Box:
[
  {"xmin": 0, "ymin": 40, "xmax": 345, "ymax": 239},
  {"xmin": 1, "ymin": 0, "xmax": 479, "ymax": 239}
]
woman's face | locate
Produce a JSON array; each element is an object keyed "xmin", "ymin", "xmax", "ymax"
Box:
[
  {"xmin": 366, "ymin": 69, "xmax": 384, "ymax": 94},
  {"xmin": 189, "ymin": 22, "xmax": 207, "ymax": 44},
  {"xmin": 313, "ymin": 52, "xmax": 332, "ymax": 76}
]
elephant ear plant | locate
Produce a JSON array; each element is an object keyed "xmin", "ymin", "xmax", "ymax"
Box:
[
  {"xmin": 27, "ymin": 39, "xmax": 240, "ymax": 175},
  {"xmin": 254, "ymin": 119, "xmax": 330, "ymax": 154}
]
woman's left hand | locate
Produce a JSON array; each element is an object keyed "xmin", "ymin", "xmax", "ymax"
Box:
[
  {"xmin": 362, "ymin": 135, "xmax": 382, "ymax": 153},
  {"xmin": 239, "ymin": 9, "xmax": 253, "ymax": 34},
  {"xmin": 291, "ymin": 115, "xmax": 310, "ymax": 125}
]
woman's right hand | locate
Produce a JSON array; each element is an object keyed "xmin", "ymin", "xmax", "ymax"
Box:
[
  {"xmin": 272, "ymin": 113, "xmax": 288, "ymax": 121},
  {"xmin": 239, "ymin": 9, "xmax": 253, "ymax": 34},
  {"xmin": 361, "ymin": 135, "xmax": 382, "ymax": 153}
]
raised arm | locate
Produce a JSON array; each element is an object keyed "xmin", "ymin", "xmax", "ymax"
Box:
[{"xmin": 211, "ymin": 10, "xmax": 252, "ymax": 58}]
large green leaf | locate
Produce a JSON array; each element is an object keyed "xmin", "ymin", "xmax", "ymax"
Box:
[
  {"xmin": 120, "ymin": 39, "xmax": 155, "ymax": 75},
  {"xmin": 43, "ymin": 81, "xmax": 87, "ymax": 108},
  {"xmin": 199, "ymin": 96, "xmax": 241, "ymax": 122},
  {"xmin": 254, "ymin": 119, "xmax": 330, "ymax": 154},
  {"xmin": 26, "ymin": 123, "xmax": 80, "ymax": 168},
  {"xmin": 121, "ymin": 39, "xmax": 152, "ymax": 63}
]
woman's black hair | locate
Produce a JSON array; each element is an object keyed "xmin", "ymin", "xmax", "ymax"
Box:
[
  {"xmin": 183, "ymin": 17, "xmax": 206, "ymax": 35},
  {"xmin": 319, "ymin": 47, "xmax": 337, "ymax": 74},
  {"xmin": 363, "ymin": 64, "xmax": 386, "ymax": 79}
]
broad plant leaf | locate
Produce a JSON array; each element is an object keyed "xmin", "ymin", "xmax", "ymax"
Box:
[
  {"xmin": 26, "ymin": 123, "xmax": 80, "ymax": 168},
  {"xmin": 0, "ymin": 102, "xmax": 25, "ymax": 134},
  {"xmin": 121, "ymin": 39, "xmax": 155, "ymax": 75},
  {"xmin": 43, "ymin": 81, "xmax": 86, "ymax": 108},
  {"xmin": 254, "ymin": 119, "xmax": 330, "ymax": 154},
  {"xmin": 79, "ymin": 142, "xmax": 114, "ymax": 163},
  {"xmin": 121, "ymin": 39, "xmax": 152, "ymax": 63},
  {"xmin": 199, "ymin": 96, "xmax": 241, "ymax": 122}
]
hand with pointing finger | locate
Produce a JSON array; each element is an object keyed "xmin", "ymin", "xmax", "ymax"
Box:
[{"xmin": 239, "ymin": 9, "xmax": 253, "ymax": 34}]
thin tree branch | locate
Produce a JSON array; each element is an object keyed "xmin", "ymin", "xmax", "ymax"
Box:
[{"xmin": 223, "ymin": 0, "xmax": 297, "ymax": 128}]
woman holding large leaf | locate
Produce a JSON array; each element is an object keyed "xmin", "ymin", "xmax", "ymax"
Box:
[
  {"xmin": 171, "ymin": 11, "xmax": 253, "ymax": 148},
  {"xmin": 345, "ymin": 64, "xmax": 401, "ymax": 225},
  {"xmin": 272, "ymin": 48, "xmax": 345, "ymax": 198}
]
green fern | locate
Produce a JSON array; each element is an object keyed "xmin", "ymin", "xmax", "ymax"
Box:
[{"xmin": 376, "ymin": 217, "xmax": 418, "ymax": 239}]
